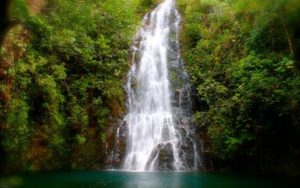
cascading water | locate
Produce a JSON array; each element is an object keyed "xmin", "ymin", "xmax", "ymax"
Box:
[{"xmin": 114, "ymin": 0, "xmax": 205, "ymax": 172}]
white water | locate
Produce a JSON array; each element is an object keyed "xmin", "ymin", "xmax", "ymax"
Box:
[{"xmin": 122, "ymin": 0, "xmax": 202, "ymax": 171}]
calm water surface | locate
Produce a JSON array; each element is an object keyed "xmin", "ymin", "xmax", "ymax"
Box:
[{"xmin": 0, "ymin": 171, "xmax": 298, "ymax": 188}]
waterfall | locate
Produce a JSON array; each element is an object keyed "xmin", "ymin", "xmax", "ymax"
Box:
[{"xmin": 120, "ymin": 0, "xmax": 204, "ymax": 172}]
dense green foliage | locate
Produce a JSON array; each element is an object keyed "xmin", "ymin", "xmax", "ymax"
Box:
[
  {"xmin": 178, "ymin": 0, "xmax": 300, "ymax": 176},
  {"xmin": 0, "ymin": 0, "xmax": 155, "ymax": 173},
  {"xmin": 1, "ymin": 0, "xmax": 300, "ymax": 177}
]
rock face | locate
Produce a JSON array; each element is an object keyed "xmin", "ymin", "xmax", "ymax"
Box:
[
  {"xmin": 105, "ymin": 119, "xmax": 127, "ymax": 169},
  {"xmin": 157, "ymin": 143, "xmax": 175, "ymax": 171}
]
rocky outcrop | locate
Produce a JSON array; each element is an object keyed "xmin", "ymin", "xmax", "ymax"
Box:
[
  {"xmin": 105, "ymin": 119, "xmax": 127, "ymax": 169},
  {"xmin": 157, "ymin": 143, "xmax": 175, "ymax": 171}
]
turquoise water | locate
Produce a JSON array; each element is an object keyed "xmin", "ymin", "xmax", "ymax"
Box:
[{"xmin": 0, "ymin": 171, "xmax": 297, "ymax": 188}]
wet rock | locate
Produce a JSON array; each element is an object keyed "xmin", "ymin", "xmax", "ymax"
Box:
[
  {"xmin": 105, "ymin": 119, "xmax": 128, "ymax": 169},
  {"xmin": 157, "ymin": 143, "xmax": 175, "ymax": 171}
]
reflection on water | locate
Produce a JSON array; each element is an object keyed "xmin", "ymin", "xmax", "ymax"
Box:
[
  {"xmin": 123, "ymin": 172, "xmax": 195, "ymax": 188},
  {"xmin": 0, "ymin": 171, "xmax": 298, "ymax": 188}
]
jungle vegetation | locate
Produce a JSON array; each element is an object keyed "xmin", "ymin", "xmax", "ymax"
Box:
[
  {"xmin": 178, "ymin": 0, "xmax": 300, "ymax": 176},
  {"xmin": 0, "ymin": 0, "xmax": 157, "ymax": 173},
  {"xmin": 1, "ymin": 0, "xmax": 300, "ymax": 177}
]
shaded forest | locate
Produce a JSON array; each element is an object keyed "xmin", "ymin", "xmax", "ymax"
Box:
[{"xmin": 1, "ymin": 0, "xmax": 300, "ymax": 178}]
